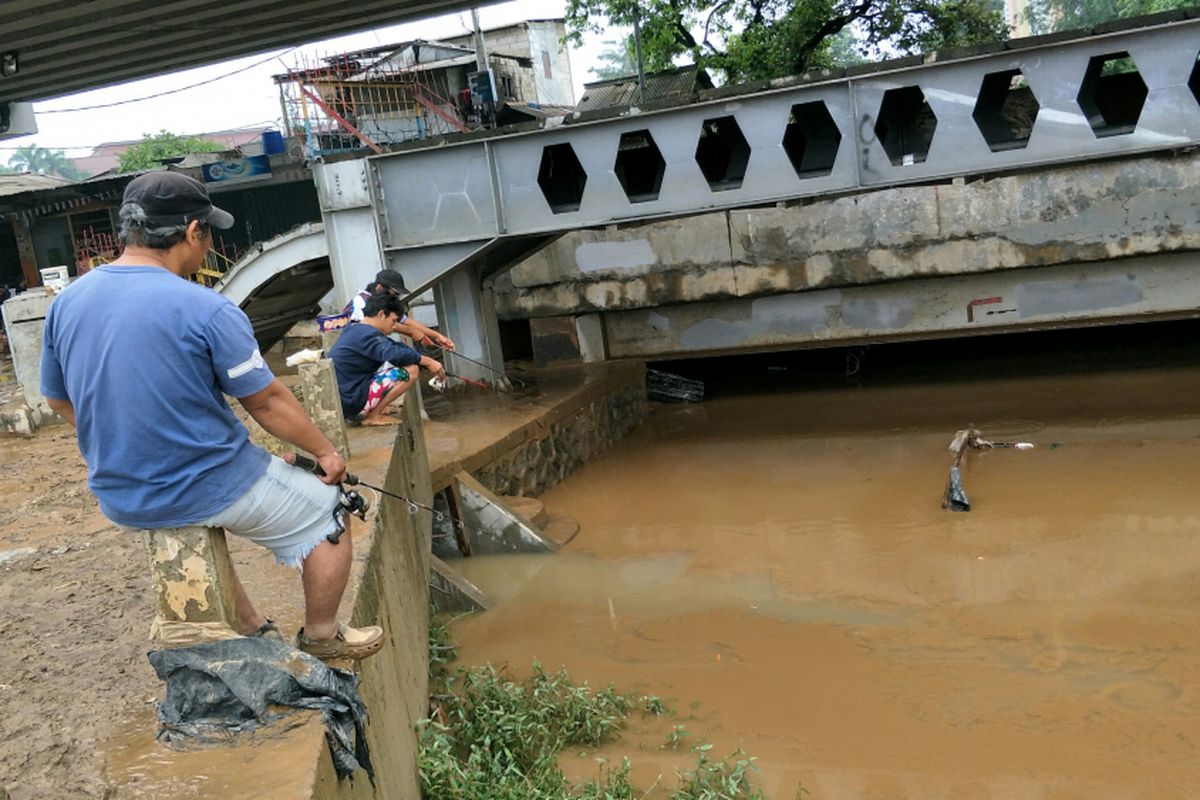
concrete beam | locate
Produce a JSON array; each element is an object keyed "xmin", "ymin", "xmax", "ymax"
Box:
[
  {"xmin": 140, "ymin": 526, "xmax": 240, "ymax": 645},
  {"xmin": 435, "ymin": 264, "xmax": 506, "ymax": 382},
  {"xmin": 429, "ymin": 555, "xmax": 489, "ymax": 613},
  {"xmin": 452, "ymin": 471, "xmax": 557, "ymax": 555},
  {"xmin": 602, "ymin": 252, "xmax": 1200, "ymax": 358}
]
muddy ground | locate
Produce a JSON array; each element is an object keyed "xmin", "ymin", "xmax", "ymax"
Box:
[
  {"xmin": 0, "ymin": 347, "xmax": 414, "ymax": 800},
  {"xmin": 0, "ymin": 422, "xmax": 150, "ymax": 799},
  {"xmin": 0, "ymin": 392, "xmax": 359, "ymax": 799}
]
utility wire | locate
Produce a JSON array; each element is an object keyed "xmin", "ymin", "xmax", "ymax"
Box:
[
  {"xmin": 0, "ymin": 122, "xmax": 283, "ymax": 152},
  {"xmin": 37, "ymin": 47, "xmax": 298, "ymax": 114}
]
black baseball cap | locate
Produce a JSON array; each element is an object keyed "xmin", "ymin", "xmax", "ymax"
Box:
[
  {"xmin": 122, "ymin": 172, "xmax": 234, "ymax": 230},
  {"xmin": 373, "ymin": 269, "xmax": 409, "ymax": 294}
]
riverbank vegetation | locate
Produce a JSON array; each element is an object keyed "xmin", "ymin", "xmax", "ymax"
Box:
[{"xmin": 420, "ymin": 615, "xmax": 797, "ymax": 799}]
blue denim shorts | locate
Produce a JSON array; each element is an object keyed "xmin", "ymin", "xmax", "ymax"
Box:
[{"xmin": 200, "ymin": 456, "xmax": 341, "ymax": 568}]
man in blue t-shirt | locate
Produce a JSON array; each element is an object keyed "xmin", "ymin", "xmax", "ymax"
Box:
[
  {"xmin": 40, "ymin": 172, "xmax": 383, "ymax": 663},
  {"xmin": 329, "ymin": 292, "xmax": 445, "ymax": 425}
]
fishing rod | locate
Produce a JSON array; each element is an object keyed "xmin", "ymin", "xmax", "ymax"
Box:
[
  {"xmin": 290, "ymin": 454, "xmax": 486, "ymax": 556},
  {"xmin": 292, "ymin": 454, "xmax": 410, "ymax": 503},
  {"xmin": 421, "ymin": 343, "xmax": 534, "ymax": 389},
  {"xmin": 432, "ymin": 369, "xmax": 531, "ymax": 398}
]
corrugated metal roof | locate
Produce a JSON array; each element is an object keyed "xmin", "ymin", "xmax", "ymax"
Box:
[
  {"xmin": 575, "ymin": 66, "xmax": 713, "ymax": 113},
  {"xmin": 0, "ymin": 173, "xmax": 73, "ymax": 197}
]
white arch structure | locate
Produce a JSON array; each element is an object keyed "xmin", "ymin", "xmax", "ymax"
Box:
[{"xmin": 214, "ymin": 222, "xmax": 333, "ymax": 347}]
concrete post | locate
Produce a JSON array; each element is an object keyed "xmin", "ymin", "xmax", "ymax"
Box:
[
  {"xmin": 434, "ymin": 263, "xmax": 505, "ymax": 383},
  {"xmin": 320, "ymin": 328, "xmax": 342, "ymax": 353},
  {"xmin": 576, "ymin": 314, "xmax": 607, "ymax": 362},
  {"xmin": 298, "ymin": 358, "xmax": 350, "ymax": 458},
  {"xmin": 140, "ymin": 526, "xmax": 240, "ymax": 644},
  {"xmin": 2, "ymin": 290, "xmax": 58, "ymax": 419},
  {"xmin": 241, "ymin": 411, "xmax": 288, "ymax": 456}
]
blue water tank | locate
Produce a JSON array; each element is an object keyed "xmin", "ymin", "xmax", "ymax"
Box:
[{"xmin": 261, "ymin": 130, "xmax": 285, "ymax": 155}]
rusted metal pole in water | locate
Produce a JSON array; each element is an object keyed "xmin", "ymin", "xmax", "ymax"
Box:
[
  {"xmin": 942, "ymin": 426, "xmax": 978, "ymax": 512},
  {"xmin": 942, "ymin": 427, "xmax": 1036, "ymax": 511}
]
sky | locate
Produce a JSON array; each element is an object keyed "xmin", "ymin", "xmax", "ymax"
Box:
[{"xmin": 0, "ymin": 0, "xmax": 618, "ymax": 159}]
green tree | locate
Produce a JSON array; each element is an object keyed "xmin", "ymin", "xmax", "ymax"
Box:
[
  {"xmin": 7, "ymin": 144, "xmax": 85, "ymax": 180},
  {"xmin": 117, "ymin": 130, "xmax": 223, "ymax": 173},
  {"xmin": 1024, "ymin": 0, "xmax": 1192, "ymax": 33},
  {"xmin": 590, "ymin": 36, "xmax": 640, "ymax": 80},
  {"xmin": 566, "ymin": 0, "xmax": 1009, "ymax": 84}
]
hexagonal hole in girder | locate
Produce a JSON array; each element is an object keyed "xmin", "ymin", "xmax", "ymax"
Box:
[
  {"xmin": 1076, "ymin": 52, "xmax": 1147, "ymax": 138},
  {"xmin": 1190, "ymin": 52, "xmax": 1200, "ymax": 107},
  {"xmin": 782, "ymin": 101, "xmax": 841, "ymax": 178},
  {"xmin": 973, "ymin": 69, "xmax": 1039, "ymax": 152},
  {"xmin": 694, "ymin": 115, "xmax": 750, "ymax": 191},
  {"xmin": 874, "ymin": 85, "xmax": 937, "ymax": 166},
  {"xmin": 537, "ymin": 143, "xmax": 587, "ymax": 214},
  {"xmin": 614, "ymin": 129, "xmax": 665, "ymax": 203}
]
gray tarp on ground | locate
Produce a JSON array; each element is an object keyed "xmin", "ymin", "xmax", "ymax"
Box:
[{"xmin": 147, "ymin": 637, "xmax": 374, "ymax": 783}]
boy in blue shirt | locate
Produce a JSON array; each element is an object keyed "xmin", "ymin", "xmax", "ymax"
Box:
[{"xmin": 329, "ymin": 292, "xmax": 445, "ymax": 425}]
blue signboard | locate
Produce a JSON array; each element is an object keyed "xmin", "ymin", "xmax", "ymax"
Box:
[{"xmin": 201, "ymin": 155, "xmax": 271, "ymax": 184}]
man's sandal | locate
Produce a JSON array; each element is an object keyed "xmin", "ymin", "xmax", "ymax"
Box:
[
  {"xmin": 249, "ymin": 620, "xmax": 283, "ymax": 641},
  {"xmin": 295, "ymin": 623, "xmax": 384, "ymax": 661}
]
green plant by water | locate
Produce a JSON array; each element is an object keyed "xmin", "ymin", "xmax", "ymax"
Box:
[{"xmin": 420, "ymin": 614, "xmax": 802, "ymax": 799}]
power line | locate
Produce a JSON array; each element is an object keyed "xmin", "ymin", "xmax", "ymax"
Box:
[
  {"xmin": 0, "ymin": 122, "xmax": 282, "ymax": 153},
  {"xmin": 37, "ymin": 47, "xmax": 297, "ymax": 114}
]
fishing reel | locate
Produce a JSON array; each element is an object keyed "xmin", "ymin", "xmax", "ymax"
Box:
[{"xmin": 327, "ymin": 487, "xmax": 371, "ymax": 544}]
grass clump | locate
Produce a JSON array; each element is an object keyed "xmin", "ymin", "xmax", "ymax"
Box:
[
  {"xmin": 428, "ymin": 611, "xmax": 459, "ymax": 681},
  {"xmin": 673, "ymin": 746, "xmax": 767, "ymax": 800},
  {"xmin": 420, "ymin": 617, "xmax": 789, "ymax": 799},
  {"xmin": 418, "ymin": 662, "xmax": 634, "ymax": 799}
]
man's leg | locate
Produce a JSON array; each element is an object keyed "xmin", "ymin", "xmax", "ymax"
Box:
[
  {"xmin": 299, "ymin": 526, "xmax": 353, "ymax": 641},
  {"xmin": 360, "ymin": 372, "xmax": 416, "ymax": 426},
  {"xmin": 227, "ymin": 564, "xmax": 269, "ymax": 635}
]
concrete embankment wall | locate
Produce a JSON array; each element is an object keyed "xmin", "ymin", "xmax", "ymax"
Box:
[
  {"xmin": 307, "ymin": 362, "xmax": 645, "ymax": 798},
  {"xmin": 430, "ymin": 362, "xmax": 648, "ymax": 497},
  {"xmin": 493, "ymin": 152, "xmax": 1200, "ymax": 321},
  {"xmin": 310, "ymin": 393, "xmax": 434, "ymax": 799}
]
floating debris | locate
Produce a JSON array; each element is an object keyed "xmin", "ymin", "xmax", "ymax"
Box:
[
  {"xmin": 942, "ymin": 426, "xmax": 1036, "ymax": 512},
  {"xmin": 647, "ymin": 369, "xmax": 704, "ymax": 403}
]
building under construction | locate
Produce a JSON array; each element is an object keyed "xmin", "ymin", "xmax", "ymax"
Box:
[{"xmin": 273, "ymin": 19, "xmax": 575, "ymax": 155}]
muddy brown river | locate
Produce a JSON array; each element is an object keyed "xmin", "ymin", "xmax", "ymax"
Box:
[{"xmin": 452, "ymin": 364, "xmax": 1200, "ymax": 798}]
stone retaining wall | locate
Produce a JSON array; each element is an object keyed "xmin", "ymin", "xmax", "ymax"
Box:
[{"xmin": 473, "ymin": 381, "xmax": 646, "ymax": 497}]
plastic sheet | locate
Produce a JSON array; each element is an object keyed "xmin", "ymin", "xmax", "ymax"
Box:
[
  {"xmin": 943, "ymin": 466, "xmax": 971, "ymax": 512},
  {"xmin": 148, "ymin": 637, "xmax": 373, "ymax": 783}
]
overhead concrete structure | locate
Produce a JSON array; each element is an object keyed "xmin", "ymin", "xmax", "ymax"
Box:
[
  {"xmin": 313, "ymin": 13, "xmax": 1200, "ymax": 374},
  {"xmin": 213, "ymin": 222, "xmax": 332, "ymax": 348},
  {"xmin": 0, "ymin": 0, "xmax": 482, "ymax": 105},
  {"xmin": 494, "ymin": 150, "xmax": 1200, "ymax": 359}
]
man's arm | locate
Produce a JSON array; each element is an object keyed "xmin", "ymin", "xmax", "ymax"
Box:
[
  {"xmin": 418, "ymin": 354, "xmax": 446, "ymax": 380},
  {"xmin": 238, "ymin": 379, "xmax": 347, "ymax": 484},
  {"xmin": 395, "ymin": 319, "xmax": 455, "ymax": 351},
  {"xmin": 372, "ymin": 331, "xmax": 446, "ymax": 380},
  {"xmin": 46, "ymin": 397, "xmax": 76, "ymax": 427}
]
